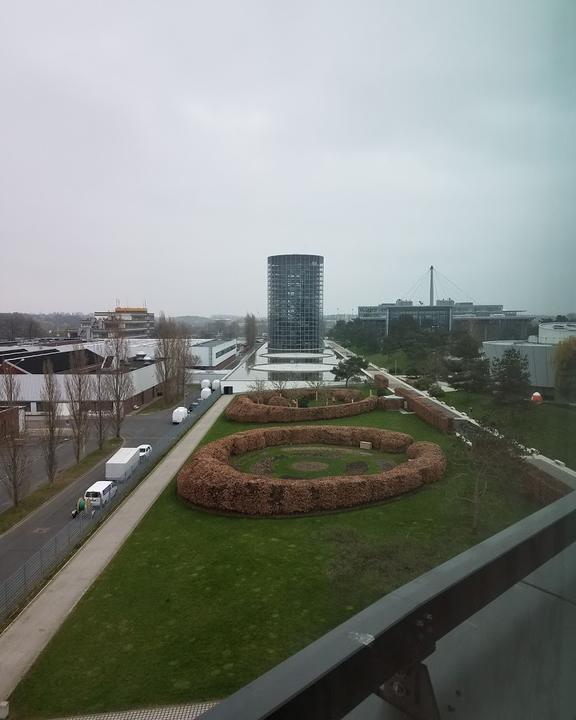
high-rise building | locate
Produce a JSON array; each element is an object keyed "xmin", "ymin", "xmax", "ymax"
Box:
[{"xmin": 267, "ymin": 254, "xmax": 324, "ymax": 353}]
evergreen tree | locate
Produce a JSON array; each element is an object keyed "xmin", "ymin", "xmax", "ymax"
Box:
[
  {"xmin": 331, "ymin": 356, "xmax": 368, "ymax": 386},
  {"xmin": 491, "ymin": 349, "xmax": 531, "ymax": 403},
  {"xmin": 554, "ymin": 337, "xmax": 576, "ymax": 401}
]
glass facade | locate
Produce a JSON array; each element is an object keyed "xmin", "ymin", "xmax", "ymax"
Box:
[{"xmin": 268, "ymin": 254, "xmax": 324, "ymax": 353}]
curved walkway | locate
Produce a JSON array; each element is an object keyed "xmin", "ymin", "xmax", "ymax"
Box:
[{"xmin": 0, "ymin": 396, "xmax": 233, "ymax": 703}]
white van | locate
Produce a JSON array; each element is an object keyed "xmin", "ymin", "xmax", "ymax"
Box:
[{"xmin": 84, "ymin": 480, "xmax": 118, "ymax": 508}]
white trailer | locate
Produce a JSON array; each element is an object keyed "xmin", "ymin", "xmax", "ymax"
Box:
[
  {"xmin": 172, "ymin": 407, "xmax": 188, "ymax": 424},
  {"xmin": 105, "ymin": 447, "xmax": 140, "ymax": 482}
]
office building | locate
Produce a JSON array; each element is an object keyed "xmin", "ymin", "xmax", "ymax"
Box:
[
  {"xmin": 81, "ymin": 307, "xmax": 155, "ymax": 339},
  {"xmin": 267, "ymin": 254, "xmax": 324, "ymax": 353},
  {"xmin": 357, "ymin": 301, "xmax": 452, "ymax": 335}
]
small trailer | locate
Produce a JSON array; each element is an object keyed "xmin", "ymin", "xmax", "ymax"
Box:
[
  {"xmin": 172, "ymin": 407, "xmax": 188, "ymax": 424},
  {"xmin": 105, "ymin": 447, "xmax": 140, "ymax": 482}
]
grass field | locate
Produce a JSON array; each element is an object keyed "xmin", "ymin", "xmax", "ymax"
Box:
[
  {"xmin": 349, "ymin": 347, "xmax": 410, "ymax": 373},
  {"xmin": 448, "ymin": 391, "xmax": 576, "ymax": 470},
  {"xmin": 0, "ymin": 438, "xmax": 122, "ymax": 535},
  {"xmin": 231, "ymin": 444, "xmax": 402, "ymax": 479},
  {"xmin": 10, "ymin": 409, "xmax": 540, "ymax": 718}
]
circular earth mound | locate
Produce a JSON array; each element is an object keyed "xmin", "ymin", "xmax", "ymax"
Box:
[{"xmin": 177, "ymin": 425, "xmax": 447, "ymax": 516}]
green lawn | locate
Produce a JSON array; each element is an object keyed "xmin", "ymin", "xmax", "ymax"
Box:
[
  {"xmin": 0, "ymin": 438, "xmax": 122, "ymax": 535},
  {"xmin": 448, "ymin": 391, "xmax": 576, "ymax": 470},
  {"xmin": 232, "ymin": 445, "xmax": 402, "ymax": 479},
  {"xmin": 350, "ymin": 347, "xmax": 410, "ymax": 373},
  {"xmin": 10, "ymin": 409, "xmax": 540, "ymax": 718}
]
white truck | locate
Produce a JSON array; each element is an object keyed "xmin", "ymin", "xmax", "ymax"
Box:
[
  {"xmin": 105, "ymin": 447, "xmax": 140, "ymax": 482},
  {"xmin": 172, "ymin": 406, "xmax": 188, "ymax": 424}
]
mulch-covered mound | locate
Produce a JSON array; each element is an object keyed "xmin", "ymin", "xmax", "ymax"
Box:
[{"xmin": 177, "ymin": 426, "xmax": 447, "ymax": 516}]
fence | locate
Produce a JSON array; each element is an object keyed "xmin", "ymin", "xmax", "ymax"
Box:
[{"xmin": 0, "ymin": 389, "xmax": 222, "ymax": 627}]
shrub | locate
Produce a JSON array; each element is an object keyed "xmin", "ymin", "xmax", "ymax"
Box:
[
  {"xmin": 225, "ymin": 390, "xmax": 375, "ymax": 423},
  {"xmin": 394, "ymin": 386, "xmax": 458, "ymax": 433},
  {"xmin": 428, "ymin": 383, "xmax": 445, "ymax": 398},
  {"xmin": 177, "ymin": 426, "xmax": 447, "ymax": 516}
]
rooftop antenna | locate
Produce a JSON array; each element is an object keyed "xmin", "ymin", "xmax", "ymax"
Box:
[{"xmin": 429, "ymin": 266, "xmax": 434, "ymax": 306}]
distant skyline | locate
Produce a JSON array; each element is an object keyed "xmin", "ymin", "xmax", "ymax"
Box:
[{"xmin": 1, "ymin": 1, "xmax": 575, "ymax": 317}]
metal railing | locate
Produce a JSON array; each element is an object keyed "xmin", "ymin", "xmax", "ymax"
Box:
[
  {"xmin": 0, "ymin": 389, "xmax": 222, "ymax": 627},
  {"xmin": 201, "ymin": 489, "xmax": 576, "ymax": 720}
]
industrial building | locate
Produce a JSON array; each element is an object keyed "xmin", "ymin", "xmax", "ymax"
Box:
[
  {"xmin": 482, "ymin": 322, "xmax": 576, "ymax": 392},
  {"xmin": 538, "ymin": 322, "xmax": 576, "ymax": 345},
  {"xmin": 0, "ymin": 337, "xmax": 238, "ymax": 414},
  {"xmin": 189, "ymin": 339, "xmax": 237, "ymax": 369},
  {"xmin": 267, "ymin": 254, "xmax": 324, "ymax": 353},
  {"xmin": 80, "ymin": 307, "xmax": 155, "ymax": 340},
  {"xmin": 482, "ymin": 340, "xmax": 556, "ymax": 390},
  {"xmin": 0, "ymin": 343, "xmax": 160, "ymax": 415},
  {"xmin": 453, "ymin": 314, "xmax": 533, "ymax": 342},
  {"xmin": 357, "ymin": 301, "xmax": 452, "ymax": 335}
]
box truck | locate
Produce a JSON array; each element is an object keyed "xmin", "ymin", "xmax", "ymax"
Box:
[
  {"xmin": 105, "ymin": 447, "xmax": 140, "ymax": 482},
  {"xmin": 172, "ymin": 407, "xmax": 188, "ymax": 424}
]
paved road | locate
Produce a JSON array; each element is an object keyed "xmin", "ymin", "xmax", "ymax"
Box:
[
  {"xmin": 0, "ymin": 390, "xmax": 202, "ymax": 582},
  {"xmin": 0, "ymin": 435, "xmax": 101, "ymax": 513},
  {"xmin": 0, "ymin": 395, "xmax": 233, "ymax": 702}
]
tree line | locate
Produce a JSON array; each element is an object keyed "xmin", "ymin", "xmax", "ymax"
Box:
[{"xmin": 0, "ymin": 316, "xmax": 202, "ymax": 508}]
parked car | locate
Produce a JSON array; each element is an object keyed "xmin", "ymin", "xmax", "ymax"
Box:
[
  {"xmin": 138, "ymin": 444, "xmax": 152, "ymax": 459},
  {"xmin": 188, "ymin": 401, "xmax": 199, "ymax": 412}
]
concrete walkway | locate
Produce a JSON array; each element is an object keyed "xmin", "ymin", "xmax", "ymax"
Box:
[{"xmin": 0, "ymin": 395, "xmax": 233, "ymax": 703}]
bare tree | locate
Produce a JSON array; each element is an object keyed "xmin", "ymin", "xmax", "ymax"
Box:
[
  {"xmin": 104, "ymin": 334, "xmax": 134, "ymax": 438},
  {"xmin": 174, "ymin": 327, "xmax": 193, "ymax": 401},
  {"xmin": 64, "ymin": 347, "xmax": 93, "ymax": 463},
  {"xmin": 248, "ymin": 378, "xmax": 268, "ymax": 404},
  {"xmin": 244, "ymin": 313, "xmax": 257, "ymax": 348},
  {"xmin": 155, "ymin": 314, "xmax": 209, "ymax": 405},
  {"xmin": 270, "ymin": 377, "xmax": 288, "ymax": 395},
  {"xmin": 155, "ymin": 313, "xmax": 182, "ymax": 405},
  {"xmin": 307, "ymin": 376, "xmax": 326, "ymax": 403},
  {"xmin": 93, "ymin": 362, "xmax": 112, "ymax": 450},
  {"xmin": 40, "ymin": 359, "xmax": 62, "ymax": 483},
  {"xmin": 0, "ymin": 370, "xmax": 29, "ymax": 506}
]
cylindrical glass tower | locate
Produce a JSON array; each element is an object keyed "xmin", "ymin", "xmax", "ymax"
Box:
[{"xmin": 267, "ymin": 254, "xmax": 324, "ymax": 353}]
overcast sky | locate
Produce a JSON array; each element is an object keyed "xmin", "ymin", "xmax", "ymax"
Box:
[{"xmin": 1, "ymin": 1, "xmax": 575, "ymax": 317}]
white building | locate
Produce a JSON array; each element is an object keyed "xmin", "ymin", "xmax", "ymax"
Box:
[
  {"xmin": 0, "ymin": 342, "xmax": 161, "ymax": 414},
  {"xmin": 538, "ymin": 322, "xmax": 576, "ymax": 345},
  {"xmin": 189, "ymin": 339, "xmax": 237, "ymax": 369},
  {"xmin": 482, "ymin": 322, "xmax": 576, "ymax": 394}
]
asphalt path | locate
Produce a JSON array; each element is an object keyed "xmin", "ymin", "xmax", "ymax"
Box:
[{"xmin": 0, "ymin": 390, "xmax": 202, "ymax": 582}]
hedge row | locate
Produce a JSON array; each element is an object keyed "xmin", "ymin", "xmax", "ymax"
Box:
[
  {"xmin": 177, "ymin": 426, "xmax": 447, "ymax": 516},
  {"xmin": 226, "ymin": 392, "xmax": 378, "ymax": 423},
  {"xmin": 519, "ymin": 461, "xmax": 570, "ymax": 506},
  {"xmin": 394, "ymin": 386, "xmax": 457, "ymax": 433}
]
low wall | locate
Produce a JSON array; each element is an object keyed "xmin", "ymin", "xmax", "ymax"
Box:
[{"xmin": 177, "ymin": 425, "xmax": 447, "ymax": 516}]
